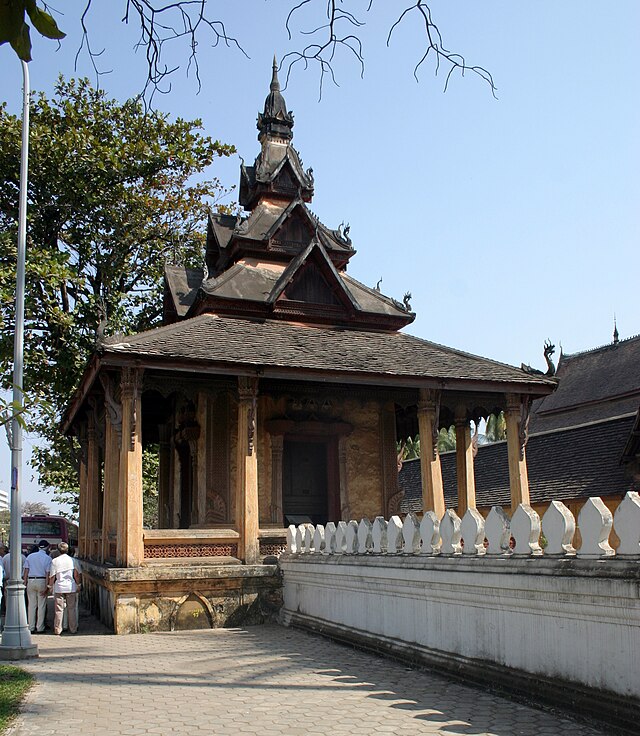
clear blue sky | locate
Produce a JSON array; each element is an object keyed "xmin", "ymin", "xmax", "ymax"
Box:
[{"xmin": 1, "ymin": 1, "xmax": 639, "ymax": 507}]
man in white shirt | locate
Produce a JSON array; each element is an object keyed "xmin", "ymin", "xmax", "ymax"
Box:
[
  {"xmin": 48, "ymin": 543, "xmax": 81, "ymax": 635},
  {"xmin": 23, "ymin": 540, "xmax": 52, "ymax": 633}
]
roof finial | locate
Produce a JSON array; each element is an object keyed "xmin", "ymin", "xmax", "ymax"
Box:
[
  {"xmin": 257, "ymin": 54, "xmax": 294, "ymax": 142},
  {"xmin": 613, "ymin": 314, "xmax": 619, "ymax": 344},
  {"xmin": 271, "ymin": 54, "xmax": 280, "ymax": 91}
]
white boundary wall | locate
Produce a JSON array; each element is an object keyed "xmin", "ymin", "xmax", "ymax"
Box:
[{"xmin": 279, "ymin": 494, "xmax": 640, "ymax": 704}]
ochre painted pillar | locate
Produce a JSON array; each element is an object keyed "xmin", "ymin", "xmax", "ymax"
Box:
[
  {"xmin": 86, "ymin": 408, "xmax": 100, "ymax": 559},
  {"xmin": 77, "ymin": 424, "xmax": 88, "ymax": 558},
  {"xmin": 455, "ymin": 414, "xmax": 476, "ymax": 517},
  {"xmin": 417, "ymin": 389, "xmax": 445, "ymax": 519},
  {"xmin": 116, "ymin": 367, "xmax": 144, "ymax": 567},
  {"xmin": 236, "ymin": 377, "xmax": 260, "ymax": 563},
  {"xmin": 101, "ymin": 413, "xmax": 120, "ymax": 561},
  {"xmin": 505, "ymin": 394, "xmax": 531, "ymax": 511}
]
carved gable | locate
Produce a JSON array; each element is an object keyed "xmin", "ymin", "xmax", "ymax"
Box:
[
  {"xmin": 273, "ymin": 161, "xmax": 299, "ymax": 194},
  {"xmin": 282, "ymin": 263, "xmax": 342, "ymax": 306},
  {"xmin": 272, "ymin": 210, "xmax": 312, "ymax": 249}
]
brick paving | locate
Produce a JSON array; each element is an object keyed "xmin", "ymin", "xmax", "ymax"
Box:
[{"xmin": 9, "ymin": 613, "xmax": 608, "ymax": 736}]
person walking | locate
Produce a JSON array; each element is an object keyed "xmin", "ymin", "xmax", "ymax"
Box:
[
  {"xmin": 48, "ymin": 543, "xmax": 81, "ymax": 636},
  {"xmin": 23, "ymin": 540, "xmax": 52, "ymax": 633}
]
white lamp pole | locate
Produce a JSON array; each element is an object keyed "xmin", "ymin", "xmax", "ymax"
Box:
[{"xmin": 0, "ymin": 60, "xmax": 38, "ymax": 659}]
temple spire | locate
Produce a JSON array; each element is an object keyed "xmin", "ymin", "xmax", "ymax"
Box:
[
  {"xmin": 613, "ymin": 315, "xmax": 619, "ymax": 344},
  {"xmin": 271, "ymin": 54, "xmax": 280, "ymax": 91},
  {"xmin": 257, "ymin": 56, "xmax": 294, "ymax": 142}
]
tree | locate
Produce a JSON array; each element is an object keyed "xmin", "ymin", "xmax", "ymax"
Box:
[
  {"xmin": 484, "ymin": 412, "xmax": 507, "ymax": 443},
  {"xmin": 398, "ymin": 426, "xmax": 458, "ymax": 462},
  {"xmin": 0, "ymin": 2, "xmax": 495, "ymax": 101},
  {"xmin": 0, "ymin": 77, "xmax": 234, "ymax": 508},
  {"xmin": 21, "ymin": 500, "xmax": 49, "ymax": 514},
  {"xmin": 437, "ymin": 426, "xmax": 456, "ymax": 453}
]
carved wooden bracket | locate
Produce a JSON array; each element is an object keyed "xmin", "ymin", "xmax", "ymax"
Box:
[
  {"xmin": 87, "ymin": 396, "xmax": 105, "ymax": 450},
  {"xmin": 507, "ymin": 394, "xmax": 532, "ymax": 460},
  {"xmin": 417, "ymin": 389, "xmax": 441, "ymax": 461},
  {"xmin": 519, "ymin": 396, "xmax": 532, "ymax": 460},
  {"xmin": 121, "ymin": 367, "xmax": 144, "ymax": 451},
  {"xmin": 76, "ymin": 419, "xmax": 89, "ymax": 467},
  {"xmin": 238, "ymin": 376, "xmax": 259, "ymax": 456},
  {"xmin": 100, "ymin": 372, "xmax": 122, "ymax": 438}
]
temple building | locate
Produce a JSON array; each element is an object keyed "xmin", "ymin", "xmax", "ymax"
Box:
[{"xmin": 62, "ymin": 62, "xmax": 555, "ymax": 633}]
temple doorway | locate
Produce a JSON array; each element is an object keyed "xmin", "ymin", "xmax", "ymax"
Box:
[{"xmin": 283, "ymin": 438, "xmax": 338, "ymax": 525}]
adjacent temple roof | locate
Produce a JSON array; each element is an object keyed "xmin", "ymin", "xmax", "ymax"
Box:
[
  {"xmin": 400, "ymin": 414, "xmax": 639, "ymax": 511},
  {"xmin": 530, "ymin": 333, "xmax": 640, "ymax": 432}
]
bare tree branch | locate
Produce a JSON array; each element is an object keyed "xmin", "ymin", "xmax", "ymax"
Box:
[
  {"xmin": 280, "ymin": 0, "xmax": 495, "ymax": 100},
  {"xmin": 63, "ymin": 1, "xmax": 496, "ymax": 103},
  {"xmin": 387, "ymin": 1, "xmax": 497, "ymax": 96},
  {"xmin": 74, "ymin": 1, "xmax": 248, "ymax": 104}
]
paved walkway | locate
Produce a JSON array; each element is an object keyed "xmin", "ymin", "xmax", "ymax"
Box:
[{"xmin": 9, "ymin": 614, "xmax": 607, "ymax": 736}]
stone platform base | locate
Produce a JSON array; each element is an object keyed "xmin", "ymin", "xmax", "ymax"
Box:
[
  {"xmin": 81, "ymin": 559, "xmax": 282, "ymax": 634},
  {"xmin": 0, "ymin": 644, "xmax": 39, "ymax": 660}
]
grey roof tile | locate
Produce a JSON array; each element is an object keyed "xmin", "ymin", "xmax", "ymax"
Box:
[
  {"xmin": 532, "ymin": 335, "xmax": 640, "ymax": 428},
  {"xmin": 103, "ymin": 313, "xmax": 555, "ymax": 388}
]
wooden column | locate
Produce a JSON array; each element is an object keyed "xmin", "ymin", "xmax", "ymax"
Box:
[
  {"xmin": 505, "ymin": 394, "xmax": 531, "ymax": 511},
  {"xmin": 116, "ymin": 367, "xmax": 144, "ymax": 567},
  {"xmin": 270, "ymin": 434, "xmax": 284, "ymax": 524},
  {"xmin": 196, "ymin": 392, "xmax": 207, "ymax": 527},
  {"xmin": 101, "ymin": 414, "xmax": 120, "ymax": 562},
  {"xmin": 338, "ymin": 436, "xmax": 350, "ymax": 521},
  {"xmin": 100, "ymin": 373, "xmax": 121, "ymax": 561},
  {"xmin": 77, "ymin": 422, "xmax": 88, "ymax": 558},
  {"xmin": 86, "ymin": 407, "xmax": 100, "ymax": 559},
  {"xmin": 236, "ymin": 377, "xmax": 260, "ymax": 564},
  {"xmin": 454, "ymin": 412, "xmax": 476, "ymax": 517},
  {"xmin": 417, "ymin": 389, "xmax": 445, "ymax": 518},
  {"xmin": 157, "ymin": 424, "xmax": 172, "ymax": 529}
]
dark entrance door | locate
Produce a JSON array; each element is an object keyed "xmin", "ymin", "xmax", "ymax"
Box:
[{"xmin": 283, "ymin": 439, "xmax": 331, "ymax": 525}]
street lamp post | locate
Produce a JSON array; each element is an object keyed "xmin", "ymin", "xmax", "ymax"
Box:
[{"xmin": 0, "ymin": 60, "xmax": 38, "ymax": 659}]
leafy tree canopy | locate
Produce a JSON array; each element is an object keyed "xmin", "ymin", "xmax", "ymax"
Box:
[
  {"xmin": 0, "ymin": 77, "xmax": 235, "ymax": 509},
  {"xmin": 21, "ymin": 500, "xmax": 49, "ymax": 514}
]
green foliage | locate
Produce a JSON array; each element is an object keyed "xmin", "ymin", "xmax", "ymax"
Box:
[
  {"xmin": 0, "ymin": 0, "xmax": 65, "ymax": 61},
  {"xmin": 437, "ymin": 426, "xmax": 456, "ymax": 453},
  {"xmin": 142, "ymin": 444, "xmax": 159, "ymax": 528},
  {"xmin": 0, "ymin": 665, "xmax": 34, "ymax": 731},
  {"xmin": 0, "ymin": 77, "xmax": 235, "ymax": 508},
  {"xmin": 485, "ymin": 412, "xmax": 507, "ymax": 443},
  {"xmin": 398, "ymin": 435, "xmax": 420, "ymax": 461},
  {"xmin": 398, "ymin": 426, "xmax": 458, "ymax": 461}
]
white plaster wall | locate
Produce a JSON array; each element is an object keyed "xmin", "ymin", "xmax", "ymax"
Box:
[{"xmin": 280, "ymin": 555, "xmax": 640, "ymax": 698}]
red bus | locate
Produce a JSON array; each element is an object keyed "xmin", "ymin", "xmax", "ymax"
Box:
[{"xmin": 21, "ymin": 515, "xmax": 79, "ymax": 554}]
